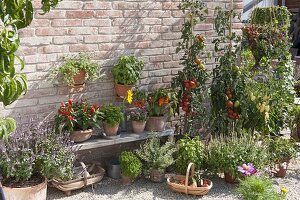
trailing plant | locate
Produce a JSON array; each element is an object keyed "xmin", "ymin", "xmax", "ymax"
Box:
[
  {"xmin": 112, "ymin": 55, "xmax": 144, "ymax": 85},
  {"xmin": 171, "ymin": 0, "xmax": 210, "ymax": 135},
  {"xmin": 101, "ymin": 104, "xmax": 124, "ymax": 126},
  {"xmin": 51, "ymin": 53, "xmax": 104, "ymax": 86},
  {"xmin": 147, "ymin": 88, "xmax": 175, "ymax": 117},
  {"xmin": 174, "ymin": 135, "xmax": 204, "ymax": 174},
  {"xmin": 119, "ymin": 151, "xmax": 142, "ymax": 179},
  {"xmin": 136, "ymin": 134, "xmax": 175, "ymax": 173},
  {"xmin": 55, "ymin": 99, "xmax": 103, "ymax": 132}
]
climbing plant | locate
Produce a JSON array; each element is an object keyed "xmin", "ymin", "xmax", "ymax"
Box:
[
  {"xmin": 171, "ymin": 0, "xmax": 210, "ymax": 136},
  {"xmin": 0, "ymin": 0, "xmax": 62, "ymax": 139}
]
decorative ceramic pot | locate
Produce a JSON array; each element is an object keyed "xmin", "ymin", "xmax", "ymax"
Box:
[
  {"xmin": 103, "ymin": 123, "xmax": 119, "ymax": 136},
  {"xmin": 114, "ymin": 83, "xmax": 133, "ymax": 98},
  {"xmin": 132, "ymin": 121, "xmax": 146, "ymax": 134},
  {"xmin": 121, "ymin": 175, "xmax": 132, "ymax": 185},
  {"xmin": 146, "ymin": 116, "xmax": 166, "ymax": 132},
  {"xmin": 70, "ymin": 129, "xmax": 93, "ymax": 143},
  {"xmin": 3, "ymin": 178, "xmax": 47, "ymax": 200},
  {"xmin": 224, "ymin": 172, "xmax": 238, "ymax": 184},
  {"xmin": 73, "ymin": 70, "xmax": 86, "ymax": 86},
  {"xmin": 150, "ymin": 169, "xmax": 165, "ymax": 183},
  {"xmin": 274, "ymin": 157, "xmax": 291, "ymax": 178}
]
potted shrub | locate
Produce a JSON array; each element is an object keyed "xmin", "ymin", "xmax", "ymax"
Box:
[
  {"xmin": 119, "ymin": 151, "xmax": 142, "ymax": 185},
  {"xmin": 51, "ymin": 53, "xmax": 104, "ymax": 87},
  {"xmin": 101, "ymin": 104, "xmax": 124, "ymax": 136},
  {"xmin": 129, "ymin": 108, "xmax": 148, "ymax": 134},
  {"xmin": 0, "ymin": 125, "xmax": 75, "ymax": 200},
  {"xmin": 112, "ymin": 55, "xmax": 144, "ymax": 97},
  {"xmin": 268, "ymin": 137, "xmax": 298, "ymax": 177},
  {"xmin": 206, "ymin": 133, "xmax": 269, "ymax": 184},
  {"xmin": 55, "ymin": 99, "xmax": 103, "ymax": 142},
  {"xmin": 146, "ymin": 88, "xmax": 174, "ymax": 132},
  {"xmin": 136, "ymin": 134, "xmax": 175, "ymax": 182}
]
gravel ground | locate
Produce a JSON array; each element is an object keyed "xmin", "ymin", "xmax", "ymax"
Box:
[{"xmin": 48, "ymin": 160, "xmax": 300, "ymax": 200}]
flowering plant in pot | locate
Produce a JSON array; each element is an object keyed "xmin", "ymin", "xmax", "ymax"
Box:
[
  {"xmin": 51, "ymin": 53, "xmax": 104, "ymax": 87},
  {"xmin": 101, "ymin": 104, "xmax": 124, "ymax": 136},
  {"xmin": 136, "ymin": 133, "xmax": 175, "ymax": 182},
  {"xmin": 129, "ymin": 108, "xmax": 148, "ymax": 134},
  {"xmin": 0, "ymin": 125, "xmax": 75, "ymax": 200},
  {"xmin": 55, "ymin": 99, "xmax": 103, "ymax": 142},
  {"xmin": 267, "ymin": 137, "xmax": 298, "ymax": 177},
  {"xmin": 146, "ymin": 88, "xmax": 175, "ymax": 132},
  {"xmin": 112, "ymin": 55, "xmax": 144, "ymax": 97},
  {"xmin": 119, "ymin": 151, "xmax": 142, "ymax": 185}
]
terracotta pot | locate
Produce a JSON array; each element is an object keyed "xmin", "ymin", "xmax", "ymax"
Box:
[
  {"xmin": 121, "ymin": 175, "xmax": 132, "ymax": 185},
  {"xmin": 73, "ymin": 70, "xmax": 86, "ymax": 86},
  {"xmin": 103, "ymin": 123, "xmax": 119, "ymax": 136},
  {"xmin": 146, "ymin": 116, "xmax": 166, "ymax": 132},
  {"xmin": 70, "ymin": 129, "xmax": 93, "ymax": 143},
  {"xmin": 132, "ymin": 121, "xmax": 146, "ymax": 134},
  {"xmin": 3, "ymin": 178, "xmax": 47, "ymax": 200},
  {"xmin": 114, "ymin": 83, "xmax": 133, "ymax": 97},
  {"xmin": 274, "ymin": 157, "xmax": 291, "ymax": 178},
  {"xmin": 150, "ymin": 169, "xmax": 165, "ymax": 183},
  {"xmin": 224, "ymin": 172, "xmax": 238, "ymax": 184}
]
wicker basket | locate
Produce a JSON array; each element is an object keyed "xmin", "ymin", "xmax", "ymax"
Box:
[
  {"xmin": 167, "ymin": 163, "xmax": 213, "ymax": 196},
  {"xmin": 52, "ymin": 162, "xmax": 105, "ymax": 196}
]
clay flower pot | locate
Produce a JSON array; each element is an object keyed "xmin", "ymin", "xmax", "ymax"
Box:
[
  {"xmin": 103, "ymin": 123, "xmax": 119, "ymax": 136},
  {"xmin": 114, "ymin": 83, "xmax": 133, "ymax": 98},
  {"xmin": 150, "ymin": 169, "xmax": 165, "ymax": 183},
  {"xmin": 274, "ymin": 157, "xmax": 291, "ymax": 178},
  {"xmin": 70, "ymin": 129, "xmax": 93, "ymax": 143},
  {"xmin": 146, "ymin": 116, "xmax": 166, "ymax": 132},
  {"xmin": 73, "ymin": 70, "xmax": 86, "ymax": 86},
  {"xmin": 3, "ymin": 178, "xmax": 47, "ymax": 200},
  {"xmin": 121, "ymin": 175, "xmax": 132, "ymax": 185},
  {"xmin": 132, "ymin": 121, "xmax": 146, "ymax": 134},
  {"xmin": 224, "ymin": 172, "xmax": 239, "ymax": 184}
]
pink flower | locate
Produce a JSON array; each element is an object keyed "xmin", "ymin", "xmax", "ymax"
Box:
[{"xmin": 237, "ymin": 163, "xmax": 257, "ymax": 176}]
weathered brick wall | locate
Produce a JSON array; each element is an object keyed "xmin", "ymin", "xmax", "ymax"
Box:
[{"xmin": 0, "ymin": 0, "xmax": 243, "ymax": 126}]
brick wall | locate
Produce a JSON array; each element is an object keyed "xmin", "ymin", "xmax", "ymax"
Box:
[{"xmin": 0, "ymin": 0, "xmax": 243, "ymax": 126}]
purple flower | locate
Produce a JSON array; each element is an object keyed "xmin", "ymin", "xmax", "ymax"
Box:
[{"xmin": 237, "ymin": 163, "xmax": 257, "ymax": 176}]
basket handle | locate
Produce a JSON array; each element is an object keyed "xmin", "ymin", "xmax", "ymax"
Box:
[
  {"xmin": 80, "ymin": 162, "xmax": 89, "ymax": 186},
  {"xmin": 184, "ymin": 162, "xmax": 195, "ymax": 194}
]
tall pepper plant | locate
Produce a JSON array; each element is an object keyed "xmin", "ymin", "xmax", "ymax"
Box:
[{"xmin": 172, "ymin": 0, "xmax": 210, "ymax": 136}]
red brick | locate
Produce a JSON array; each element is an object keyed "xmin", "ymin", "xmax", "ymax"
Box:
[
  {"xmin": 68, "ymin": 27, "xmax": 98, "ymax": 35},
  {"xmin": 94, "ymin": 10, "xmax": 123, "ymax": 18},
  {"xmin": 52, "ymin": 19, "xmax": 82, "ymax": 27},
  {"xmin": 69, "ymin": 44, "xmax": 99, "ymax": 52},
  {"xmin": 36, "ymin": 28, "xmax": 68, "ymax": 36},
  {"xmin": 66, "ymin": 11, "xmax": 94, "ymax": 19},
  {"xmin": 83, "ymin": 19, "xmax": 111, "ymax": 27},
  {"xmin": 84, "ymin": 2, "xmax": 112, "ymax": 10}
]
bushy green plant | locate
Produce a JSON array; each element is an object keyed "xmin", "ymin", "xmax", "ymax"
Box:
[
  {"xmin": 112, "ymin": 55, "xmax": 144, "ymax": 85},
  {"xmin": 101, "ymin": 104, "xmax": 124, "ymax": 126},
  {"xmin": 175, "ymin": 135, "xmax": 204, "ymax": 174},
  {"xmin": 52, "ymin": 53, "xmax": 104, "ymax": 86},
  {"xmin": 236, "ymin": 176, "xmax": 285, "ymax": 200},
  {"xmin": 147, "ymin": 88, "xmax": 175, "ymax": 117},
  {"xmin": 268, "ymin": 137, "xmax": 298, "ymax": 163},
  {"xmin": 136, "ymin": 134, "xmax": 175, "ymax": 173},
  {"xmin": 206, "ymin": 133, "xmax": 269, "ymax": 178},
  {"xmin": 119, "ymin": 151, "xmax": 142, "ymax": 179}
]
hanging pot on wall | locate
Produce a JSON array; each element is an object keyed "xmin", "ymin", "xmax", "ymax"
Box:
[
  {"xmin": 73, "ymin": 70, "xmax": 86, "ymax": 86},
  {"xmin": 114, "ymin": 83, "xmax": 133, "ymax": 98}
]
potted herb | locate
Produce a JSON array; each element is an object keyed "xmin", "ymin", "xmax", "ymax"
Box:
[
  {"xmin": 101, "ymin": 104, "xmax": 124, "ymax": 136},
  {"xmin": 52, "ymin": 53, "xmax": 104, "ymax": 87},
  {"xmin": 136, "ymin": 134, "xmax": 175, "ymax": 182},
  {"xmin": 129, "ymin": 109, "xmax": 148, "ymax": 134},
  {"xmin": 112, "ymin": 55, "xmax": 144, "ymax": 97},
  {"xmin": 268, "ymin": 137, "xmax": 298, "ymax": 177},
  {"xmin": 55, "ymin": 99, "xmax": 103, "ymax": 142},
  {"xmin": 146, "ymin": 88, "xmax": 174, "ymax": 132},
  {"xmin": 0, "ymin": 125, "xmax": 75, "ymax": 200},
  {"xmin": 119, "ymin": 151, "xmax": 142, "ymax": 185}
]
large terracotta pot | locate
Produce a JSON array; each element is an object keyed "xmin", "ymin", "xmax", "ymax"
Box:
[
  {"xmin": 146, "ymin": 116, "xmax": 166, "ymax": 132},
  {"xmin": 121, "ymin": 175, "xmax": 132, "ymax": 185},
  {"xmin": 3, "ymin": 178, "xmax": 47, "ymax": 200},
  {"xmin": 73, "ymin": 70, "xmax": 86, "ymax": 86},
  {"xmin": 132, "ymin": 121, "xmax": 146, "ymax": 134},
  {"xmin": 114, "ymin": 83, "xmax": 133, "ymax": 97},
  {"xmin": 224, "ymin": 172, "xmax": 238, "ymax": 184},
  {"xmin": 150, "ymin": 169, "xmax": 165, "ymax": 183},
  {"xmin": 103, "ymin": 123, "xmax": 119, "ymax": 136},
  {"xmin": 70, "ymin": 129, "xmax": 93, "ymax": 143},
  {"xmin": 274, "ymin": 157, "xmax": 291, "ymax": 178}
]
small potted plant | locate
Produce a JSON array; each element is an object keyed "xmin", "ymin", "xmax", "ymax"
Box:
[
  {"xmin": 0, "ymin": 125, "xmax": 75, "ymax": 200},
  {"xmin": 129, "ymin": 109, "xmax": 148, "ymax": 134},
  {"xmin": 112, "ymin": 55, "xmax": 144, "ymax": 97},
  {"xmin": 51, "ymin": 53, "xmax": 104, "ymax": 87},
  {"xmin": 136, "ymin": 134, "xmax": 175, "ymax": 182},
  {"xmin": 146, "ymin": 88, "xmax": 174, "ymax": 132},
  {"xmin": 55, "ymin": 99, "xmax": 103, "ymax": 142},
  {"xmin": 101, "ymin": 104, "xmax": 124, "ymax": 136},
  {"xmin": 268, "ymin": 137, "xmax": 298, "ymax": 177},
  {"xmin": 119, "ymin": 151, "xmax": 142, "ymax": 185}
]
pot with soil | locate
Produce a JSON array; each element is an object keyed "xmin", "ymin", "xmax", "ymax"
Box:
[
  {"xmin": 146, "ymin": 116, "xmax": 166, "ymax": 132},
  {"xmin": 224, "ymin": 172, "xmax": 239, "ymax": 184},
  {"xmin": 103, "ymin": 123, "xmax": 119, "ymax": 136},
  {"xmin": 132, "ymin": 121, "xmax": 146, "ymax": 134},
  {"xmin": 274, "ymin": 157, "xmax": 291, "ymax": 178},
  {"xmin": 3, "ymin": 177, "xmax": 47, "ymax": 200},
  {"xmin": 70, "ymin": 129, "xmax": 93, "ymax": 143},
  {"xmin": 150, "ymin": 169, "xmax": 165, "ymax": 183},
  {"xmin": 115, "ymin": 83, "xmax": 133, "ymax": 98},
  {"xmin": 101, "ymin": 104, "xmax": 124, "ymax": 136}
]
